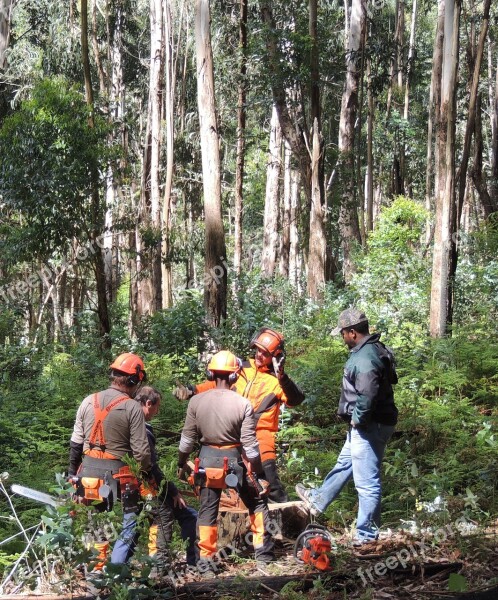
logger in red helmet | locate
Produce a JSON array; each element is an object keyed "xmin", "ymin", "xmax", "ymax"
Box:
[
  {"xmin": 174, "ymin": 329, "xmax": 305, "ymax": 502},
  {"xmin": 178, "ymin": 351, "xmax": 274, "ymax": 577},
  {"xmin": 68, "ymin": 352, "xmax": 151, "ymax": 568}
]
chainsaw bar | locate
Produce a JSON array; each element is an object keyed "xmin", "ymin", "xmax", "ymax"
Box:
[{"xmin": 11, "ymin": 484, "xmax": 59, "ymax": 508}]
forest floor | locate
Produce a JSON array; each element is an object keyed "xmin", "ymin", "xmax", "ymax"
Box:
[
  {"xmin": 1, "ymin": 521, "xmax": 496, "ymax": 599},
  {"xmin": 166, "ymin": 527, "xmax": 498, "ymax": 600}
]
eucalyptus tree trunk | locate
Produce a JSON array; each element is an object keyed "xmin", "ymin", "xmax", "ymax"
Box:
[
  {"xmin": 0, "ymin": 0, "xmax": 13, "ymax": 71},
  {"xmin": 289, "ymin": 160, "xmax": 302, "ymax": 291},
  {"xmin": 143, "ymin": 0, "xmax": 165, "ymax": 314},
  {"xmin": 162, "ymin": 0, "xmax": 184, "ymax": 309},
  {"xmin": 260, "ymin": 3, "xmax": 311, "ymax": 203},
  {"xmin": 386, "ymin": 0, "xmax": 405, "ymax": 120},
  {"xmin": 261, "ymin": 105, "xmax": 282, "ymax": 278},
  {"xmin": 489, "ymin": 38, "xmax": 498, "ymax": 211},
  {"xmin": 471, "ymin": 93, "xmax": 495, "ymax": 216},
  {"xmin": 280, "ymin": 141, "xmax": 292, "ymax": 278},
  {"xmin": 234, "ymin": 0, "xmax": 248, "ymax": 278},
  {"xmin": 306, "ymin": 0, "xmax": 326, "ymax": 299},
  {"xmin": 425, "ymin": 0, "xmax": 444, "ymax": 244},
  {"xmin": 105, "ymin": 0, "xmax": 126, "ymax": 304},
  {"xmin": 365, "ymin": 56, "xmax": 374, "ymax": 233},
  {"xmin": 80, "ymin": 0, "xmax": 111, "ymax": 347},
  {"xmin": 429, "ymin": 0, "xmax": 460, "ymax": 338},
  {"xmin": 455, "ymin": 0, "xmax": 490, "ymax": 224},
  {"xmin": 196, "ymin": 0, "xmax": 227, "ymax": 327},
  {"xmin": 337, "ymin": 0, "xmax": 364, "ymax": 281},
  {"xmin": 403, "ymin": 0, "xmax": 417, "ymax": 121}
]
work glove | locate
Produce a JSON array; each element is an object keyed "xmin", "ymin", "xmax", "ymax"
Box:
[
  {"xmin": 173, "ymin": 383, "xmax": 193, "ymax": 401},
  {"xmin": 272, "ymin": 352, "xmax": 286, "ymax": 379}
]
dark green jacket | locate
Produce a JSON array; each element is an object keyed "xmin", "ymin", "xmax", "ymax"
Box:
[{"xmin": 337, "ymin": 333, "xmax": 398, "ymax": 427}]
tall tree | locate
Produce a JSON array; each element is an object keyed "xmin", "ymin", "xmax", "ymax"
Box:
[
  {"xmin": 425, "ymin": 0, "xmax": 445, "ymax": 243},
  {"xmin": 81, "ymin": 0, "xmax": 111, "ymax": 347},
  {"xmin": 162, "ymin": 0, "xmax": 185, "ymax": 309},
  {"xmin": 307, "ymin": 0, "xmax": 327, "ymax": 299},
  {"xmin": 429, "ymin": 0, "xmax": 460, "ymax": 337},
  {"xmin": 337, "ymin": 0, "xmax": 364, "ymax": 280},
  {"xmin": 195, "ymin": 0, "xmax": 227, "ymax": 327},
  {"xmin": 136, "ymin": 0, "xmax": 165, "ymax": 316},
  {"xmin": 261, "ymin": 105, "xmax": 282, "ymax": 277},
  {"xmin": 233, "ymin": 0, "xmax": 247, "ymax": 278}
]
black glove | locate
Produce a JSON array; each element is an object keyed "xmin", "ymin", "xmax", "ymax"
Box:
[{"xmin": 272, "ymin": 352, "xmax": 286, "ymax": 378}]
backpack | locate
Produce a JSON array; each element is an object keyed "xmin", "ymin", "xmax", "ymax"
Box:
[{"xmin": 375, "ymin": 341, "xmax": 398, "ymax": 385}]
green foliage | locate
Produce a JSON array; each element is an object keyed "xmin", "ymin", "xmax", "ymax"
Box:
[
  {"xmin": 136, "ymin": 290, "xmax": 206, "ymax": 374},
  {"xmin": 0, "ymin": 77, "xmax": 111, "ymax": 260},
  {"xmin": 351, "ymin": 196, "xmax": 431, "ymax": 335}
]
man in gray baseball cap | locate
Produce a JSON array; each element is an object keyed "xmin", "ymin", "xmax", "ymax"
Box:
[
  {"xmin": 330, "ymin": 308, "xmax": 368, "ymax": 336},
  {"xmin": 296, "ymin": 308, "xmax": 398, "ymax": 545}
]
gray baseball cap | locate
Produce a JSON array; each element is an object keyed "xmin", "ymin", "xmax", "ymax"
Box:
[{"xmin": 331, "ymin": 308, "xmax": 368, "ymax": 335}]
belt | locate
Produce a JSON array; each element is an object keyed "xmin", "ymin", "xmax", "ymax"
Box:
[{"xmin": 204, "ymin": 443, "xmax": 241, "ymax": 449}]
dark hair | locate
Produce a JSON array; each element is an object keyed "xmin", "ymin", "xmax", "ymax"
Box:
[
  {"xmin": 345, "ymin": 321, "xmax": 369, "ymax": 335},
  {"xmin": 135, "ymin": 386, "xmax": 162, "ymax": 405},
  {"xmin": 109, "ymin": 373, "xmax": 133, "ymax": 387}
]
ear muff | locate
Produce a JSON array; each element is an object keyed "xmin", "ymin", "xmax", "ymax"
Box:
[
  {"xmin": 206, "ymin": 356, "xmax": 241, "ymax": 384},
  {"xmin": 228, "ymin": 371, "xmax": 239, "ymax": 385},
  {"xmin": 126, "ymin": 364, "xmax": 147, "ymax": 387}
]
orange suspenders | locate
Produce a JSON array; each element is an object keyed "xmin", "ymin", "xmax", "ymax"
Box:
[{"xmin": 86, "ymin": 393, "xmax": 129, "ymax": 459}]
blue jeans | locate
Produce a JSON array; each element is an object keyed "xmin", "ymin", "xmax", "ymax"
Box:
[
  {"xmin": 309, "ymin": 422, "xmax": 395, "ymax": 541},
  {"xmin": 111, "ymin": 511, "xmax": 138, "ymax": 564}
]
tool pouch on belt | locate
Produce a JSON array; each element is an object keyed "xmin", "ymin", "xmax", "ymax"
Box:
[
  {"xmin": 203, "ymin": 467, "xmax": 227, "ymax": 489},
  {"xmin": 77, "ymin": 457, "xmax": 124, "ymax": 506},
  {"xmin": 198, "ymin": 448, "xmax": 244, "ymax": 490},
  {"xmin": 80, "ymin": 477, "xmax": 104, "ymax": 502}
]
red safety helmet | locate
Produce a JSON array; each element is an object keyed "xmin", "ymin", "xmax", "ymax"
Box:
[
  {"xmin": 250, "ymin": 328, "xmax": 285, "ymax": 357},
  {"xmin": 110, "ymin": 353, "xmax": 147, "ymax": 385}
]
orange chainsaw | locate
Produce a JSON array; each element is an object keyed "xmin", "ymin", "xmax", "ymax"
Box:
[{"xmin": 293, "ymin": 524, "xmax": 334, "ymax": 571}]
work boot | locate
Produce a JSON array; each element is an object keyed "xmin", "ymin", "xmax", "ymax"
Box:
[
  {"xmin": 295, "ymin": 483, "xmax": 321, "ymax": 516},
  {"xmin": 262, "ymin": 459, "xmax": 288, "ymax": 503}
]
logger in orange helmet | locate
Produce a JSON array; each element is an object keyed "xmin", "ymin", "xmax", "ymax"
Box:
[
  {"xmin": 68, "ymin": 352, "xmax": 151, "ymax": 568},
  {"xmin": 178, "ymin": 351, "xmax": 274, "ymax": 577},
  {"xmin": 174, "ymin": 329, "xmax": 305, "ymax": 502}
]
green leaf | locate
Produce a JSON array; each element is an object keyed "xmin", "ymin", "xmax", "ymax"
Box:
[{"xmin": 448, "ymin": 573, "xmax": 467, "ymax": 592}]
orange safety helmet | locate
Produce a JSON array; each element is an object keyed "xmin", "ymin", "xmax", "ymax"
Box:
[
  {"xmin": 250, "ymin": 327, "xmax": 285, "ymax": 357},
  {"xmin": 207, "ymin": 351, "xmax": 241, "ymax": 384},
  {"xmin": 207, "ymin": 351, "xmax": 241, "ymax": 373},
  {"xmin": 110, "ymin": 353, "xmax": 147, "ymax": 385}
]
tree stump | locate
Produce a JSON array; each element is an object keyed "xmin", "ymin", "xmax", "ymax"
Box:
[{"xmin": 217, "ymin": 490, "xmax": 309, "ymax": 552}]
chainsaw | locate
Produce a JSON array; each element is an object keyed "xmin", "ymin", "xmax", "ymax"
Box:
[{"xmin": 293, "ymin": 523, "xmax": 334, "ymax": 571}]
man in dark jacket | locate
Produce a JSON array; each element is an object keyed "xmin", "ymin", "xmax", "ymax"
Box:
[{"xmin": 296, "ymin": 309, "xmax": 398, "ymax": 544}]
